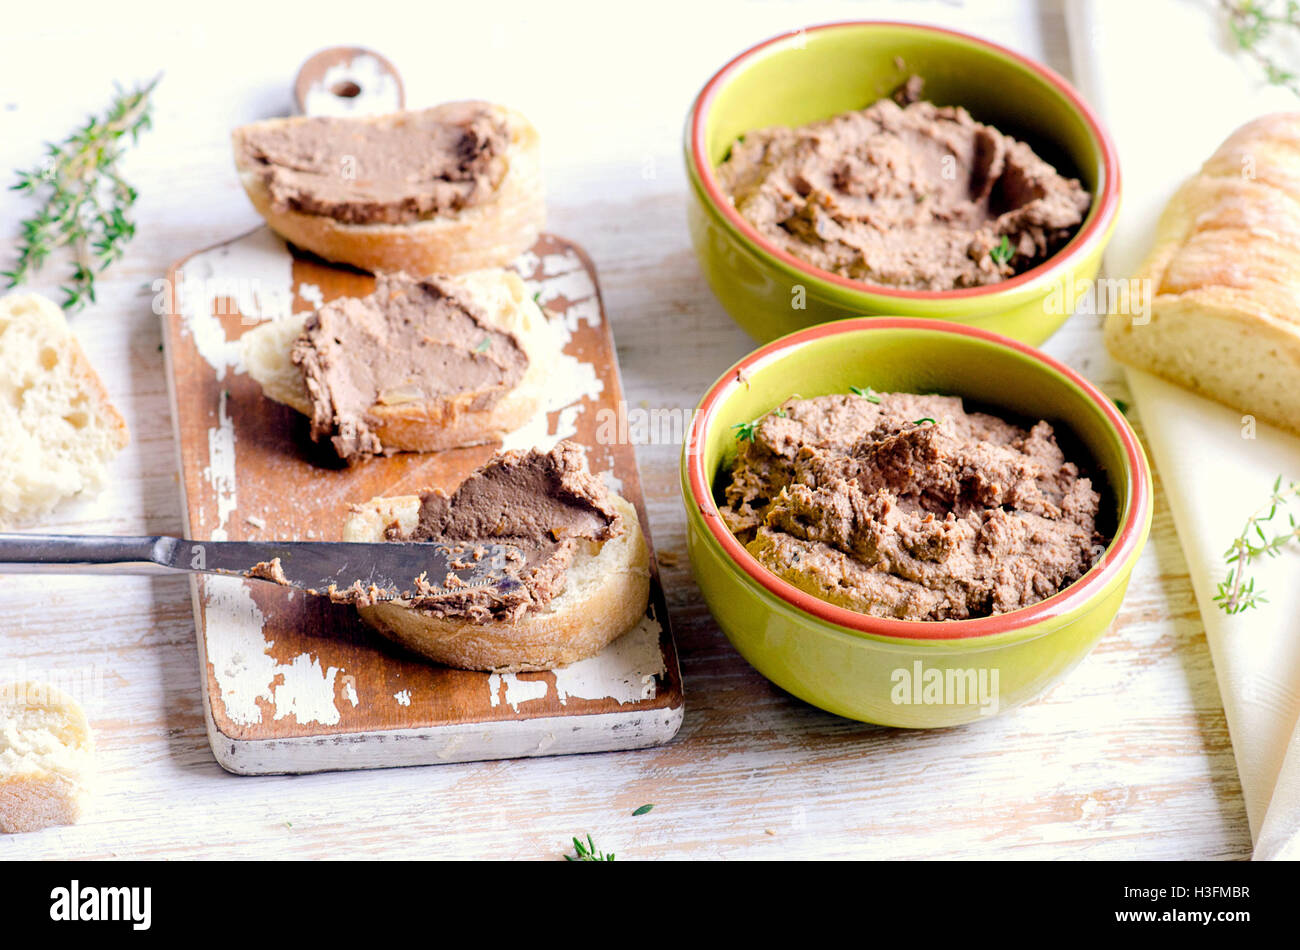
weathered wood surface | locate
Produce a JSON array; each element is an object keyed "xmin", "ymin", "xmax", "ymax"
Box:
[{"xmin": 0, "ymin": 0, "xmax": 1250, "ymax": 858}]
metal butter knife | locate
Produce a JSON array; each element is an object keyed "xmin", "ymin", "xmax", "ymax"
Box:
[{"xmin": 0, "ymin": 532, "xmax": 518, "ymax": 602}]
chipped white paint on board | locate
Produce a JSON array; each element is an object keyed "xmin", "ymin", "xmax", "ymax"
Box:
[
  {"xmin": 528, "ymin": 248, "xmax": 602, "ymax": 334},
  {"xmin": 499, "ymin": 360, "xmax": 602, "ymax": 453},
  {"xmin": 553, "ymin": 616, "xmax": 665, "ymax": 706},
  {"xmin": 202, "ymin": 576, "xmax": 278, "ymax": 727},
  {"xmin": 394, "ymin": 690, "xmax": 411, "ymax": 707},
  {"xmin": 273, "ymin": 653, "xmax": 341, "ymax": 726},
  {"xmin": 203, "ymin": 390, "xmax": 237, "ymax": 542},
  {"xmin": 296, "ymin": 282, "xmax": 324, "ymax": 309},
  {"xmin": 481, "ymin": 617, "xmax": 666, "ymax": 712},
  {"xmin": 176, "ymin": 228, "xmax": 294, "ymax": 380},
  {"xmin": 343, "ymin": 679, "xmax": 359, "ymax": 708},
  {"xmin": 200, "ymin": 571, "xmax": 343, "ymax": 727},
  {"xmin": 500, "ymin": 245, "xmax": 605, "ymax": 452},
  {"xmin": 201, "ymin": 576, "xmax": 343, "ymax": 727},
  {"xmin": 487, "ymin": 673, "xmax": 549, "ymax": 712}
]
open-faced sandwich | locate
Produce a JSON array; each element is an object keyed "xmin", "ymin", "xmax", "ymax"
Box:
[
  {"xmin": 231, "ymin": 100, "xmax": 544, "ymax": 275},
  {"xmin": 340, "ymin": 441, "xmax": 650, "ymax": 672},
  {"xmin": 240, "ymin": 269, "xmax": 561, "ymax": 461}
]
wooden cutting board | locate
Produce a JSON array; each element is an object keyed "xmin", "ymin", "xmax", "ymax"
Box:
[{"xmin": 160, "ymin": 227, "xmax": 684, "ymax": 774}]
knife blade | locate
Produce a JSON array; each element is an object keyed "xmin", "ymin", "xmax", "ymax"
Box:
[{"xmin": 0, "ymin": 533, "xmax": 522, "ymax": 603}]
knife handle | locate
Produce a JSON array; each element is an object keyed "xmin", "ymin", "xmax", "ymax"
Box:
[{"xmin": 0, "ymin": 533, "xmax": 186, "ymax": 575}]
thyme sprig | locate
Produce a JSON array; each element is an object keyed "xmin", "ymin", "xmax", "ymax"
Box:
[
  {"xmin": 990, "ymin": 235, "xmax": 1014, "ymax": 266},
  {"xmin": 565, "ymin": 834, "xmax": 615, "ymax": 861},
  {"xmin": 732, "ymin": 407, "xmax": 786, "ymax": 441},
  {"xmin": 4, "ymin": 76, "xmax": 160, "ymax": 311},
  {"xmin": 1215, "ymin": 475, "xmax": 1300, "ymax": 614},
  {"xmin": 850, "ymin": 385, "xmax": 882, "ymax": 404},
  {"xmin": 1220, "ymin": 0, "xmax": 1300, "ymax": 97}
]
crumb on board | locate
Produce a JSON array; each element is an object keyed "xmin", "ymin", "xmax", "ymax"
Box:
[{"xmin": 245, "ymin": 515, "xmax": 267, "ymax": 529}]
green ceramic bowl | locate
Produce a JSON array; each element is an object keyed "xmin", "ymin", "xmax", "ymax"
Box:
[
  {"xmin": 681, "ymin": 319, "xmax": 1151, "ymax": 727},
  {"xmin": 685, "ymin": 21, "xmax": 1121, "ymax": 345}
]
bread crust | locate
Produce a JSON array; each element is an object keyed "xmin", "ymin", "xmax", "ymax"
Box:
[
  {"xmin": 343, "ymin": 494, "xmax": 651, "ymax": 672},
  {"xmin": 232, "ymin": 103, "xmax": 544, "ymax": 275},
  {"xmin": 239, "ymin": 269, "xmax": 560, "ymax": 456},
  {"xmin": 0, "ymin": 681, "xmax": 95, "ymax": 834},
  {"xmin": 1103, "ymin": 113, "xmax": 1300, "ymax": 434}
]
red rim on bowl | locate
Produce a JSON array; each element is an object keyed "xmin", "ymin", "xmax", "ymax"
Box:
[
  {"xmin": 685, "ymin": 318, "xmax": 1152, "ymax": 641},
  {"xmin": 688, "ymin": 20, "xmax": 1123, "ymax": 301}
]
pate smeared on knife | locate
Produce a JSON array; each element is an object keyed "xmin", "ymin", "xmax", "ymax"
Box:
[
  {"xmin": 715, "ymin": 79, "xmax": 1091, "ymax": 290},
  {"xmin": 722, "ymin": 392, "xmax": 1108, "ymax": 621}
]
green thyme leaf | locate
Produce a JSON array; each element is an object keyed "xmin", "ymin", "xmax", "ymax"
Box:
[
  {"xmin": 565, "ymin": 833, "xmax": 615, "ymax": 861},
  {"xmin": 632, "ymin": 804, "xmax": 655, "ymax": 817},
  {"xmin": 990, "ymin": 235, "xmax": 1014, "ymax": 266},
  {"xmin": 5, "ymin": 76, "xmax": 160, "ymax": 310},
  {"xmin": 1215, "ymin": 475, "xmax": 1300, "ymax": 613},
  {"xmin": 850, "ymin": 385, "xmax": 882, "ymax": 404}
]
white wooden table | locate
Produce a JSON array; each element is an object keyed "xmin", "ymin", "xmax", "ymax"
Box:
[{"xmin": 0, "ymin": 0, "xmax": 1250, "ymax": 859}]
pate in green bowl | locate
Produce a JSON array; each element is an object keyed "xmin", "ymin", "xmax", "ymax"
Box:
[
  {"xmin": 684, "ymin": 21, "xmax": 1121, "ymax": 345},
  {"xmin": 681, "ymin": 318, "xmax": 1151, "ymax": 727}
]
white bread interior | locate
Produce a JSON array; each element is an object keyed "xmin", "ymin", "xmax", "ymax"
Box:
[
  {"xmin": 343, "ymin": 493, "xmax": 650, "ymax": 672},
  {"xmin": 1104, "ymin": 113, "xmax": 1300, "ymax": 434},
  {"xmin": 0, "ymin": 293, "xmax": 129, "ymax": 528},
  {"xmin": 231, "ymin": 102, "xmax": 544, "ymax": 276},
  {"xmin": 0, "ymin": 681, "xmax": 96, "ymax": 834},
  {"xmin": 239, "ymin": 268, "xmax": 562, "ymax": 454}
]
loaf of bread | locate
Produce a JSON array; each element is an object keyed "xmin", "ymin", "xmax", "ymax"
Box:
[
  {"xmin": 241, "ymin": 269, "xmax": 561, "ymax": 457},
  {"xmin": 232, "ymin": 101, "xmax": 544, "ymax": 276},
  {"xmin": 0, "ymin": 682, "xmax": 96, "ymax": 834},
  {"xmin": 343, "ymin": 492, "xmax": 650, "ymax": 672},
  {"xmin": 0, "ymin": 293, "xmax": 129, "ymax": 527},
  {"xmin": 1104, "ymin": 113, "xmax": 1300, "ymax": 433}
]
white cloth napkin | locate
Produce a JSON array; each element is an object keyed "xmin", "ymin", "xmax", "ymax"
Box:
[{"xmin": 1066, "ymin": 0, "xmax": 1300, "ymax": 857}]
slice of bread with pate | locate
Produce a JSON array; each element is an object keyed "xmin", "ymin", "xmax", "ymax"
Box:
[
  {"xmin": 341, "ymin": 443, "xmax": 650, "ymax": 672},
  {"xmin": 232, "ymin": 101, "xmax": 544, "ymax": 276},
  {"xmin": 241, "ymin": 269, "xmax": 562, "ymax": 460}
]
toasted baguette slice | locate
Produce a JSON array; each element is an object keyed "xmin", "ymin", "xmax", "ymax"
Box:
[
  {"xmin": 1104, "ymin": 113, "xmax": 1300, "ymax": 434},
  {"xmin": 0, "ymin": 293, "xmax": 129, "ymax": 528},
  {"xmin": 232, "ymin": 102, "xmax": 544, "ymax": 275},
  {"xmin": 343, "ymin": 493, "xmax": 650, "ymax": 672},
  {"xmin": 0, "ymin": 682, "xmax": 96, "ymax": 834},
  {"xmin": 240, "ymin": 269, "xmax": 561, "ymax": 455}
]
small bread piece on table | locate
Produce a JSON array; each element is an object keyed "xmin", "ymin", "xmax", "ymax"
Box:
[
  {"xmin": 231, "ymin": 101, "xmax": 544, "ymax": 276},
  {"xmin": 1103, "ymin": 113, "xmax": 1300, "ymax": 434},
  {"xmin": 0, "ymin": 292, "xmax": 129, "ymax": 528},
  {"xmin": 0, "ymin": 682, "xmax": 96, "ymax": 834}
]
